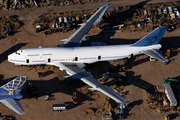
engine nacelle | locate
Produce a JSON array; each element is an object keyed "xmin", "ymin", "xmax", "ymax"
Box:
[
  {"xmin": 82, "ymin": 35, "xmax": 89, "ymax": 41},
  {"xmin": 88, "ymin": 88, "xmax": 99, "ymax": 91},
  {"xmin": 59, "ymin": 39, "xmax": 68, "ymax": 42}
]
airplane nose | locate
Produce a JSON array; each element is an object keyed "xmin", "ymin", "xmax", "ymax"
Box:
[
  {"xmin": 8, "ymin": 53, "xmax": 15, "ymax": 62},
  {"xmin": 8, "ymin": 54, "xmax": 12, "ymax": 61}
]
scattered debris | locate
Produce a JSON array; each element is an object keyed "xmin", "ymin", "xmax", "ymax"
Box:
[
  {"xmin": 44, "ymin": 94, "xmax": 55, "ymax": 101},
  {"xmin": 32, "ymin": 1, "xmax": 180, "ymax": 35}
]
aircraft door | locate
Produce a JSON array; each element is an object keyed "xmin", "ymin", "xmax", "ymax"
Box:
[
  {"xmin": 48, "ymin": 58, "xmax": 51, "ymax": 63},
  {"xmin": 75, "ymin": 57, "xmax": 78, "ymax": 61},
  {"xmin": 26, "ymin": 59, "xmax": 29, "ymax": 63},
  {"xmin": 98, "ymin": 56, "xmax": 101, "ymax": 60}
]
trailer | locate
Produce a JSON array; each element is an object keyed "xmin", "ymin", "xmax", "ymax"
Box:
[
  {"xmin": 53, "ymin": 104, "xmax": 67, "ymax": 111},
  {"xmin": 164, "ymin": 83, "xmax": 177, "ymax": 107}
]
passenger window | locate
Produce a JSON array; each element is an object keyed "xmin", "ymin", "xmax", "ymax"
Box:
[{"xmin": 75, "ymin": 57, "xmax": 78, "ymax": 61}]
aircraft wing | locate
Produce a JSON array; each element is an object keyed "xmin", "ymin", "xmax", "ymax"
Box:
[
  {"xmin": 0, "ymin": 99, "xmax": 25, "ymax": 114},
  {"xmin": 61, "ymin": 3, "xmax": 111, "ymax": 47},
  {"xmin": 53, "ymin": 62, "xmax": 127, "ymax": 103}
]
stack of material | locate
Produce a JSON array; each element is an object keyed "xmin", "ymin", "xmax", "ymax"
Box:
[{"xmin": 156, "ymin": 85, "xmax": 165, "ymax": 93}]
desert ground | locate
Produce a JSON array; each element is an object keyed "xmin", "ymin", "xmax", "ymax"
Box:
[{"xmin": 0, "ymin": 0, "xmax": 180, "ymax": 120}]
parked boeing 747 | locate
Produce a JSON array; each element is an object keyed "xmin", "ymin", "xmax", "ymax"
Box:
[{"xmin": 8, "ymin": 3, "xmax": 168, "ymax": 107}]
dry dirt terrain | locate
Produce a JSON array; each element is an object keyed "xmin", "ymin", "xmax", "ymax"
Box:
[{"xmin": 0, "ymin": 0, "xmax": 180, "ymax": 120}]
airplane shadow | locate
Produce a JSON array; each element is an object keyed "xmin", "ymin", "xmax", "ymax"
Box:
[
  {"xmin": 42, "ymin": 70, "xmax": 54, "ymax": 77},
  {"xmin": 125, "ymin": 71, "xmax": 154, "ymax": 91},
  {"xmin": 121, "ymin": 99, "xmax": 143, "ymax": 119},
  {"xmin": 169, "ymin": 113, "xmax": 179, "ymax": 120},
  {"xmin": 0, "ymin": 75, "xmax": 18, "ymax": 87},
  {"xmin": 0, "ymin": 75, "xmax": 95, "ymax": 110},
  {"xmin": 111, "ymin": 71, "xmax": 153, "ymax": 119},
  {"xmin": 0, "ymin": 113, "xmax": 16, "ymax": 120},
  {"xmin": 23, "ymin": 78, "xmax": 95, "ymax": 110},
  {"xmin": 0, "ymin": 43, "xmax": 27, "ymax": 64},
  {"xmin": 125, "ymin": 56, "xmax": 149, "ymax": 70},
  {"xmin": 0, "ymin": 36, "xmax": 5, "ymax": 40},
  {"xmin": 85, "ymin": 61, "xmax": 112, "ymax": 79},
  {"xmin": 86, "ymin": 28, "xmax": 180, "ymax": 47}
]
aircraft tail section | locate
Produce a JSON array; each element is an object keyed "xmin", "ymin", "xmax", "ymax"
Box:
[
  {"xmin": 0, "ymin": 76, "xmax": 27, "ymax": 96},
  {"xmin": 132, "ymin": 27, "xmax": 168, "ymax": 47},
  {"xmin": 0, "ymin": 76, "xmax": 27, "ymax": 114}
]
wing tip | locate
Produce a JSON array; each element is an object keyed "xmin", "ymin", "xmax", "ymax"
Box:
[
  {"xmin": 20, "ymin": 76, "xmax": 28, "ymax": 80},
  {"xmin": 104, "ymin": 2, "xmax": 111, "ymax": 7},
  {"xmin": 164, "ymin": 59, "xmax": 169, "ymax": 63},
  {"xmin": 158, "ymin": 26, "xmax": 168, "ymax": 30},
  {"xmin": 19, "ymin": 111, "xmax": 25, "ymax": 115}
]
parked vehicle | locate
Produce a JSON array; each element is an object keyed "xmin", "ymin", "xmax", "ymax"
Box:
[
  {"xmin": 173, "ymin": 7, "xmax": 178, "ymax": 12},
  {"xmin": 175, "ymin": 11, "xmax": 180, "ymax": 18},
  {"xmin": 63, "ymin": 17, "xmax": 67, "ymax": 23},
  {"xmin": 26, "ymin": 82, "xmax": 39, "ymax": 97},
  {"xmin": 163, "ymin": 8, "xmax": 168, "ymax": 14},
  {"xmin": 158, "ymin": 8, "xmax": 162, "ymax": 15},
  {"xmin": 53, "ymin": 104, "xmax": 67, "ymax": 111},
  {"xmin": 168, "ymin": 6, "xmax": 173, "ymax": 13}
]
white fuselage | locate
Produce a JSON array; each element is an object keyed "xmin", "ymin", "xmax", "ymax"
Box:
[{"xmin": 8, "ymin": 44, "xmax": 161, "ymax": 65}]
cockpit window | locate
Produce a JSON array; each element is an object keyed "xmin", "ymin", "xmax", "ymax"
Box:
[{"xmin": 15, "ymin": 51, "xmax": 20, "ymax": 55}]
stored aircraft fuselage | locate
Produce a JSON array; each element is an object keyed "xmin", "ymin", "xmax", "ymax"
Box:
[{"xmin": 8, "ymin": 44, "xmax": 161, "ymax": 65}]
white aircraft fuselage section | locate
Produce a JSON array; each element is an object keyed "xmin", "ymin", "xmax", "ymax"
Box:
[{"xmin": 8, "ymin": 44, "xmax": 161, "ymax": 65}]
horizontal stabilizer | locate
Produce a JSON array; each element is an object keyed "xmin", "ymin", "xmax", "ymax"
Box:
[
  {"xmin": 142, "ymin": 49, "xmax": 168, "ymax": 62},
  {"xmin": 0, "ymin": 76, "xmax": 27, "ymax": 114},
  {"xmin": 132, "ymin": 27, "xmax": 168, "ymax": 46},
  {"xmin": 0, "ymin": 99, "xmax": 25, "ymax": 114}
]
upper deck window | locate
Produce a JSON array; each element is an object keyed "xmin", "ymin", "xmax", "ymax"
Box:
[{"xmin": 15, "ymin": 51, "xmax": 20, "ymax": 55}]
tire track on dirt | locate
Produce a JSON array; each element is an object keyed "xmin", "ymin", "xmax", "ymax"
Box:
[{"xmin": 140, "ymin": 91, "xmax": 162, "ymax": 120}]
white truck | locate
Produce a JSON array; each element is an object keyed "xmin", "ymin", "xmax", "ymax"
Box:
[
  {"xmin": 53, "ymin": 104, "xmax": 67, "ymax": 111},
  {"xmin": 168, "ymin": 6, "xmax": 173, "ymax": 13}
]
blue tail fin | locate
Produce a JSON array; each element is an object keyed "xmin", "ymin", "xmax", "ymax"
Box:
[
  {"xmin": 0, "ymin": 76, "xmax": 27, "ymax": 95},
  {"xmin": 132, "ymin": 27, "xmax": 168, "ymax": 47}
]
